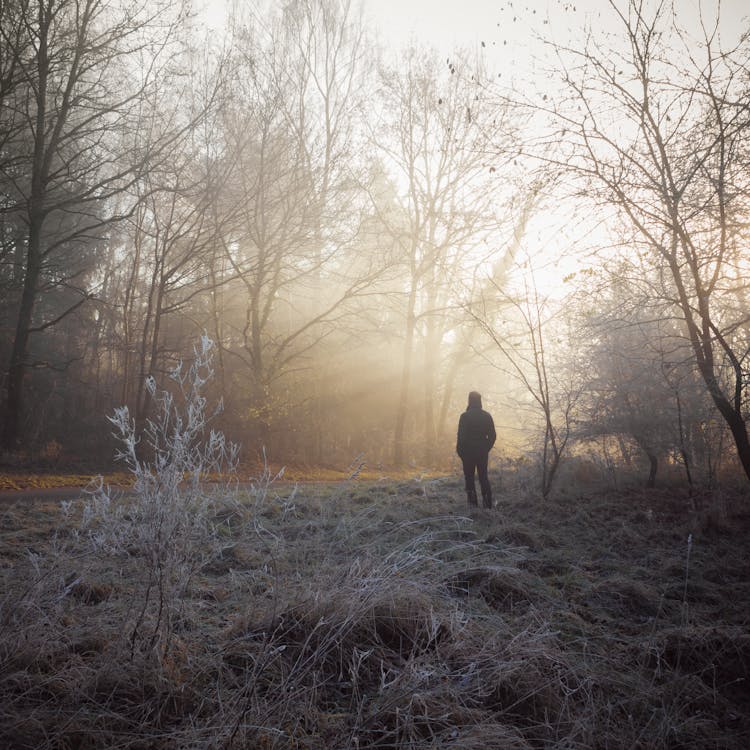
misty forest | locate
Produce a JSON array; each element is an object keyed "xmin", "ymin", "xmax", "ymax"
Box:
[{"xmin": 1, "ymin": 0, "xmax": 750, "ymax": 748}]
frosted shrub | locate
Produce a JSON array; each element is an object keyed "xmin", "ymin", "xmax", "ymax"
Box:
[{"xmin": 82, "ymin": 335, "xmax": 239, "ymax": 656}]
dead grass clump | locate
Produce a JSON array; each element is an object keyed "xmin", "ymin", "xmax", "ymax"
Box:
[
  {"xmin": 582, "ymin": 575, "xmax": 661, "ymax": 621},
  {"xmin": 70, "ymin": 634, "xmax": 110, "ymax": 656},
  {"xmin": 216, "ymin": 546, "xmax": 595, "ymax": 749},
  {"xmin": 446, "ymin": 565, "xmax": 531, "ymax": 611},
  {"xmin": 200, "ymin": 541, "xmax": 259, "ymax": 574},
  {"xmin": 473, "ymin": 627, "xmax": 591, "ymax": 742},
  {"xmin": 5, "ymin": 637, "xmax": 217, "ymax": 748},
  {"xmin": 0, "ymin": 592, "xmax": 202, "ymax": 748},
  {"xmin": 221, "ymin": 580, "xmax": 463, "ymax": 746},
  {"xmin": 70, "ymin": 579, "xmax": 113, "ymax": 604},
  {"xmin": 224, "ymin": 578, "xmax": 452, "ymax": 683},
  {"xmin": 655, "ymin": 626, "xmax": 750, "ymax": 692},
  {"xmin": 436, "ymin": 723, "xmax": 533, "ymax": 749}
]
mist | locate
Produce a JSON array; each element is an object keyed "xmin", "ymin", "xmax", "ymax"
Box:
[
  {"xmin": 2, "ymin": 0, "xmax": 749, "ymax": 490},
  {"xmin": 4, "ymin": 5, "xmax": 750, "ymax": 747}
]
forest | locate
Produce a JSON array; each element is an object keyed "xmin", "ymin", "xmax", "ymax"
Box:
[
  {"xmin": 1, "ymin": 0, "xmax": 750, "ymax": 747},
  {"xmin": 1, "ymin": 0, "xmax": 747, "ymax": 489}
]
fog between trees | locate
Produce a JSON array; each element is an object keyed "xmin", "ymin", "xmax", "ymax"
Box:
[{"xmin": 1, "ymin": 0, "xmax": 749, "ymax": 487}]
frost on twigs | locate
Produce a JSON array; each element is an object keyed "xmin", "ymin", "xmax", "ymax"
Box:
[
  {"xmin": 82, "ymin": 336, "xmax": 240, "ymax": 656},
  {"xmin": 112, "ymin": 335, "xmax": 238, "ymax": 489}
]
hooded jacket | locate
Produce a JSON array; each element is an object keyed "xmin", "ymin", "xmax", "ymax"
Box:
[{"xmin": 456, "ymin": 394, "xmax": 496, "ymax": 458}]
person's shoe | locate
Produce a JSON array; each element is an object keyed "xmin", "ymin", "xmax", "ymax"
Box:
[
  {"xmin": 466, "ymin": 488, "xmax": 478, "ymax": 506},
  {"xmin": 482, "ymin": 489, "xmax": 493, "ymax": 509}
]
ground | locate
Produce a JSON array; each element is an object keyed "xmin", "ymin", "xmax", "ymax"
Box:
[{"xmin": 0, "ymin": 473, "xmax": 748, "ymax": 748}]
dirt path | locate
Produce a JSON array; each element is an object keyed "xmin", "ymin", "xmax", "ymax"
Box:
[
  {"xmin": 0, "ymin": 486, "xmax": 118, "ymax": 506},
  {"xmin": 0, "ymin": 474, "xmax": 439, "ymax": 507}
]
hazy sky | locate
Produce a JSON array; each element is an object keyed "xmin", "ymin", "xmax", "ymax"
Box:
[
  {"xmin": 201, "ymin": 1, "xmax": 750, "ymax": 87},
  {"xmin": 362, "ymin": 0, "xmax": 750, "ymax": 83},
  {"xmin": 362, "ymin": 0, "xmax": 749, "ymax": 48}
]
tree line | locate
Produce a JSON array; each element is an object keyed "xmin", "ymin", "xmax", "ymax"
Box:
[{"xmin": 1, "ymin": 0, "xmax": 749, "ymax": 489}]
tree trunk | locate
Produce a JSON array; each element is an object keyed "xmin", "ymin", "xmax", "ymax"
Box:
[
  {"xmin": 669, "ymin": 250, "xmax": 750, "ymax": 482},
  {"xmin": 696, "ymin": 354, "xmax": 750, "ymax": 482},
  {"xmin": 2, "ymin": 235, "xmax": 41, "ymax": 449},
  {"xmin": 121, "ymin": 207, "xmax": 144, "ymax": 405},
  {"xmin": 3, "ymin": 6, "xmax": 49, "ymax": 450},
  {"xmin": 394, "ymin": 299, "xmax": 416, "ymax": 467},
  {"xmin": 436, "ymin": 351, "xmax": 462, "ymax": 451},
  {"xmin": 722, "ymin": 408, "xmax": 750, "ymax": 482},
  {"xmin": 422, "ymin": 325, "xmax": 439, "ymax": 465},
  {"xmin": 136, "ymin": 277, "xmax": 165, "ymax": 426}
]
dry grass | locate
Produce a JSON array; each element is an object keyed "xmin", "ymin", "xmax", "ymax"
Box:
[
  {"xmin": 1, "ymin": 476, "xmax": 749, "ymax": 748},
  {"xmin": 0, "ymin": 460, "xmax": 439, "ymax": 492},
  {"xmin": 0, "ymin": 472, "xmax": 133, "ymax": 491}
]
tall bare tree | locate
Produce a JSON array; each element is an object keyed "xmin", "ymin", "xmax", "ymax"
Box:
[
  {"xmin": 545, "ymin": 1, "xmax": 750, "ymax": 480},
  {"xmin": 0, "ymin": 0, "xmax": 190, "ymax": 449},
  {"xmin": 375, "ymin": 48, "xmax": 515, "ymax": 464},
  {"xmin": 214, "ymin": 0, "xmax": 379, "ymax": 452}
]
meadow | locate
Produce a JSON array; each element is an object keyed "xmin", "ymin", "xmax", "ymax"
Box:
[{"xmin": 1, "ymin": 470, "xmax": 748, "ymax": 749}]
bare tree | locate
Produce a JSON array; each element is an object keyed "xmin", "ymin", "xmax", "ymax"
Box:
[
  {"xmin": 470, "ymin": 266, "xmax": 579, "ymax": 498},
  {"xmin": 212, "ymin": 0, "xmax": 378, "ymax": 452},
  {"xmin": 545, "ymin": 1, "xmax": 750, "ymax": 480},
  {"xmin": 375, "ymin": 47, "xmax": 515, "ymax": 465},
  {"xmin": 0, "ymin": 0, "xmax": 191, "ymax": 449}
]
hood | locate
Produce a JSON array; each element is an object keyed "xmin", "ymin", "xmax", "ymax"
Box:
[{"xmin": 467, "ymin": 391, "xmax": 482, "ymax": 409}]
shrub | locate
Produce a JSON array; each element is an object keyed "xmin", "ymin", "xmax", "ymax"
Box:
[{"xmin": 81, "ymin": 335, "xmax": 239, "ymax": 658}]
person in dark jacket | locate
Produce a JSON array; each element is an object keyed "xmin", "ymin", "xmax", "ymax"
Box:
[{"xmin": 456, "ymin": 391, "xmax": 496, "ymax": 508}]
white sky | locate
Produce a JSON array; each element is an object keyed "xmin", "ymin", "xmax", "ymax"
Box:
[
  {"xmin": 362, "ymin": 0, "xmax": 750, "ymax": 89},
  {"xmin": 361, "ymin": 0, "xmax": 749, "ymax": 47},
  {"xmin": 357, "ymin": 0, "xmax": 747, "ymax": 290},
  {"xmin": 201, "ymin": 1, "xmax": 750, "ymax": 93}
]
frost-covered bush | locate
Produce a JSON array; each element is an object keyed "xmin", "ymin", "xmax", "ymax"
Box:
[{"xmin": 82, "ymin": 335, "xmax": 239, "ymax": 655}]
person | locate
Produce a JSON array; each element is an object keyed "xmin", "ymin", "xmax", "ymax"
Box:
[{"xmin": 456, "ymin": 391, "xmax": 496, "ymax": 508}]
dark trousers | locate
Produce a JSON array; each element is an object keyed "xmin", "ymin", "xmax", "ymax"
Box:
[{"xmin": 461, "ymin": 452, "xmax": 492, "ymax": 507}]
